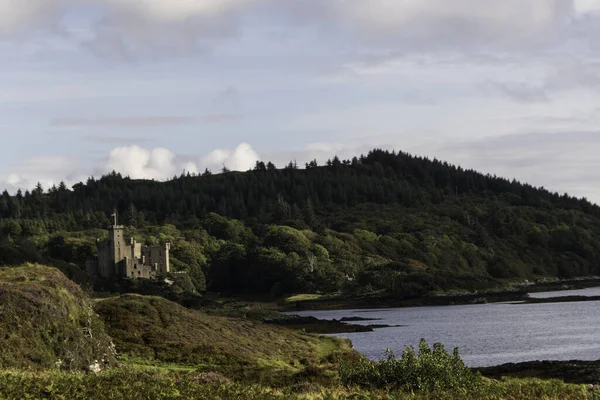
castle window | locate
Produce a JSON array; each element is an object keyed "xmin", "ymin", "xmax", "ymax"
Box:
[{"xmin": 138, "ymin": 271, "xmax": 141, "ymax": 275}]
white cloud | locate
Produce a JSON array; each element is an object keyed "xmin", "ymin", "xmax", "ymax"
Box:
[
  {"xmin": 0, "ymin": 155, "xmax": 82, "ymax": 193},
  {"xmin": 201, "ymin": 143, "xmax": 260, "ymax": 171},
  {"xmin": 0, "ymin": 142, "xmax": 347, "ymax": 193},
  {"xmin": 103, "ymin": 143, "xmax": 260, "ymax": 181},
  {"xmin": 106, "ymin": 146, "xmax": 178, "ymax": 180}
]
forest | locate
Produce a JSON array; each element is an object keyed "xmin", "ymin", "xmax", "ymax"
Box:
[{"xmin": 1, "ymin": 148, "xmax": 599, "ymax": 298}]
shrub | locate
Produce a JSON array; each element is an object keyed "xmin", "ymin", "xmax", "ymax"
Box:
[{"xmin": 339, "ymin": 339, "xmax": 482, "ymax": 393}]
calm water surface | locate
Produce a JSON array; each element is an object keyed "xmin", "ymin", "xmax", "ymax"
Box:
[
  {"xmin": 291, "ymin": 288, "xmax": 600, "ymax": 367},
  {"xmin": 529, "ymin": 286, "xmax": 600, "ymax": 298}
]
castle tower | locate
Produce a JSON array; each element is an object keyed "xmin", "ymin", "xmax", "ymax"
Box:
[
  {"xmin": 96, "ymin": 222, "xmax": 126, "ymax": 279},
  {"xmin": 108, "ymin": 224, "xmax": 126, "ymax": 265}
]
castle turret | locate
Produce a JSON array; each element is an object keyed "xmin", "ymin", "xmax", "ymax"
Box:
[{"xmin": 108, "ymin": 224, "xmax": 126, "ymax": 265}]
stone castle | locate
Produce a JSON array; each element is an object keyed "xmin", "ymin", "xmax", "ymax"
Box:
[{"xmin": 86, "ymin": 221, "xmax": 170, "ymax": 280}]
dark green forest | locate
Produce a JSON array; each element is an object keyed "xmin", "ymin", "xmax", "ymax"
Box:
[{"xmin": 1, "ymin": 149, "xmax": 599, "ymax": 297}]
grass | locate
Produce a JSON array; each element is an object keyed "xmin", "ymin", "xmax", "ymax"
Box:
[
  {"xmin": 0, "ymin": 368, "xmax": 597, "ymax": 400},
  {"xmin": 94, "ymin": 293, "xmax": 353, "ymax": 386},
  {"xmin": 285, "ymin": 293, "xmax": 341, "ymax": 303},
  {"xmin": 0, "ymin": 264, "xmax": 117, "ymax": 371}
]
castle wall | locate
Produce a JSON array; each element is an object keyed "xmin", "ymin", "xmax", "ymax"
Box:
[
  {"xmin": 97, "ymin": 240, "xmax": 114, "ymax": 279},
  {"xmin": 90, "ymin": 224, "xmax": 171, "ymax": 280},
  {"xmin": 141, "ymin": 244, "xmax": 170, "ymax": 275},
  {"xmin": 127, "ymin": 262, "xmax": 157, "ymax": 279}
]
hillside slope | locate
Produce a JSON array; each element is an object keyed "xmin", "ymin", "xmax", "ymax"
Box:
[
  {"xmin": 2, "ymin": 149, "xmax": 600, "ymax": 296},
  {"xmin": 0, "ymin": 265, "xmax": 117, "ymax": 371},
  {"xmin": 94, "ymin": 294, "xmax": 351, "ymax": 384}
]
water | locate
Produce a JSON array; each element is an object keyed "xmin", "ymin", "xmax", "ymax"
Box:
[
  {"xmin": 290, "ymin": 288, "xmax": 600, "ymax": 367},
  {"xmin": 529, "ymin": 286, "xmax": 600, "ymax": 299}
]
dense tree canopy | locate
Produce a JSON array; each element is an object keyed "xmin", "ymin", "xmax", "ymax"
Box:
[{"xmin": 1, "ymin": 149, "xmax": 599, "ymax": 297}]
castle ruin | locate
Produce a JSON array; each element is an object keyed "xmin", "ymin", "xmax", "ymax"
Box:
[{"xmin": 86, "ymin": 222, "xmax": 170, "ymax": 280}]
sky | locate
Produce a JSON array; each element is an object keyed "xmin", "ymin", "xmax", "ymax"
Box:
[{"xmin": 2, "ymin": 0, "xmax": 600, "ymax": 202}]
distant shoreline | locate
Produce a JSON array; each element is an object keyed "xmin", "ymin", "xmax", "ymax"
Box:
[
  {"xmin": 476, "ymin": 360, "xmax": 600, "ymax": 385},
  {"xmin": 279, "ymin": 277, "xmax": 600, "ymax": 311}
]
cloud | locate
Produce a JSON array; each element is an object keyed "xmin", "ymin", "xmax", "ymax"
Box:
[
  {"xmin": 278, "ymin": 0, "xmax": 575, "ymax": 55},
  {"xmin": 0, "ymin": 155, "xmax": 83, "ymax": 193},
  {"xmin": 200, "ymin": 143, "xmax": 259, "ymax": 171},
  {"xmin": 106, "ymin": 146, "xmax": 178, "ymax": 180},
  {"xmin": 0, "ymin": 0, "xmax": 264, "ymax": 57},
  {"xmin": 103, "ymin": 143, "xmax": 260, "ymax": 181},
  {"xmin": 52, "ymin": 116, "xmax": 194, "ymax": 128},
  {"xmin": 0, "ymin": 0, "xmax": 583, "ymax": 58},
  {"xmin": 0, "ymin": 143, "xmax": 263, "ymax": 193}
]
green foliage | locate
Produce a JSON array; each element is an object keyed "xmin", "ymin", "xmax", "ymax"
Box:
[
  {"xmin": 3, "ymin": 149, "xmax": 600, "ymax": 297},
  {"xmin": 264, "ymin": 225, "xmax": 311, "ymax": 254},
  {"xmin": 166, "ymin": 273, "xmax": 197, "ymax": 294},
  {"xmin": 202, "ymin": 213, "xmax": 252, "ymax": 243},
  {"xmin": 340, "ymin": 339, "xmax": 482, "ymax": 393}
]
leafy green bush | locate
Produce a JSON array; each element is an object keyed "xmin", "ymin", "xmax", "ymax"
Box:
[{"xmin": 340, "ymin": 339, "xmax": 482, "ymax": 393}]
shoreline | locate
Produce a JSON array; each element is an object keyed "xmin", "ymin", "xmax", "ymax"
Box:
[
  {"xmin": 279, "ymin": 277, "xmax": 600, "ymax": 312},
  {"xmin": 476, "ymin": 360, "xmax": 600, "ymax": 384}
]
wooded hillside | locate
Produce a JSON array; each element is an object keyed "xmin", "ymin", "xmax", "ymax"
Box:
[{"xmin": 1, "ymin": 149, "xmax": 599, "ymax": 297}]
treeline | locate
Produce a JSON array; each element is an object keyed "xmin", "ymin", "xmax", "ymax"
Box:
[{"xmin": 1, "ymin": 149, "xmax": 600, "ymax": 297}]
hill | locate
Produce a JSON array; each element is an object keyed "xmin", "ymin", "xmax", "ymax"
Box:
[
  {"xmin": 1, "ymin": 149, "xmax": 600, "ymax": 297},
  {"xmin": 0, "ymin": 264, "xmax": 117, "ymax": 371},
  {"xmin": 94, "ymin": 294, "xmax": 351, "ymax": 385}
]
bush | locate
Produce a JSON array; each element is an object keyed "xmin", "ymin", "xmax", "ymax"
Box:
[{"xmin": 340, "ymin": 339, "xmax": 482, "ymax": 393}]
